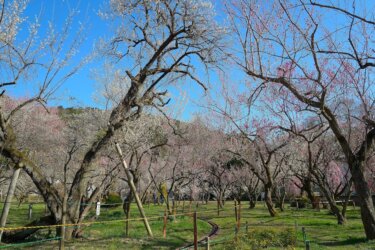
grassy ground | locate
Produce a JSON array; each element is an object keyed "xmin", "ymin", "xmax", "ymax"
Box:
[
  {"xmin": 1, "ymin": 201, "xmax": 375, "ymax": 249},
  {"xmin": 203, "ymin": 202, "xmax": 375, "ymax": 250}
]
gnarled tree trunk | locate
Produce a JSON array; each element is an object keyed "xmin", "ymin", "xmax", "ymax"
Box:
[
  {"xmin": 264, "ymin": 185, "xmax": 277, "ymax": 217},
  {"xmin": 351, "ymin": 161, "xmax": 375, "ymax": 238},
  {"xmin": 2, "ymin": 216, "xmax": 55, "ymax": 243}
]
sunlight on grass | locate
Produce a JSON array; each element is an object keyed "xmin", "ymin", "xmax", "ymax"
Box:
[{"xmin": 1, "ymin": 201, "xmax": 375, "ymax": 249}]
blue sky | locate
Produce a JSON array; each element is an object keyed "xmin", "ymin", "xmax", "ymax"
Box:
[
  {"xmin": 7, "ymin": 0, "xmax": 102, "ymax": 106},
  {"xmin": 6, "ymin": 0, "xmax": 374, "ymax": 122},
  {"xmin": 6, "ymin": 0, "xmax": 227, "ymax": 121}
]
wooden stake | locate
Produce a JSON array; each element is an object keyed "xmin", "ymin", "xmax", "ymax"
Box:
[
  {"xmin": 163, "ymin": 209, "xmax": 167, "ymax": 238},
  {"xmin": 125, "ymin": 202, "xmax": 130, "ymax": 237},
  {"xmin": 59, "ymin": 192, "xmax": 67, "ymax": 250},
  {"xmin": 193, "ymin": 211, "xmax": 198, "ymax": 250},
  {"xmin": 302, "ymin": 227, "xmax": 306, "ymax": 242},
  {"xmin": 115, "ymin": 143, "xmax": 153, "ymax": 237},
  {"xmin": 0, "ymin": 168, "xmax": 21, "ymax": 242},
  {"xmin": 237, "ymin": 202, "xmax": 241, "ymax": 229},
  {"xmin": 28, "ymin": 204, "xmax": 33, "ymax": 220},
  {"xmin": 305, "ymin": 240, "xmax": 310, "ymax": 250},
  {"xmin": 234, "ymin": 200, "xmax": 238, "ymax": 222},
  {"xmin": 217, "ymin": 200, "xmax": 220, "ymax": 216}
]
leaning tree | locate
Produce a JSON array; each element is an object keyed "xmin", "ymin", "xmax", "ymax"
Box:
[{"xmin": 0, "ymin": 0, "xmax": 225, "ymax": 240}]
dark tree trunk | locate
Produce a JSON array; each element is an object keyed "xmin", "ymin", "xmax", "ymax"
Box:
[
  {"xmin": 265, "ymin": 186, "xmax": 277, "ymax": 217},
  {"xmin": 351, "ymin": 163, "xmax": 375, "ymax": 239},
  {"xmin": 123, "ymin": 190, "xmax": 133, "ymax": 237},
  {"xmin": 249, "ymin": 199, "xmax": 256, "ymax": 208},
  {"xmin": 342, "ymin": 182, "xmax": 352, "ymax": 218},
  {"xmin": 248, "ymin": 193, "xmax": 257, "ymax": 209},
  {"xmin": 278, "ymin": 195, "xmax": 285, "ymax": 212},
  {"xmin": 318, "ymin": 182, "xmax": 346, "ymax": 225},
  {"xmin": 304, "ymin": 178, "xmax": 318, "ymax": 209},
  {"xmin": 216, "ymin": 196, "xmax": 223, "ymax": 216},
  {"xmin": 330, "ymin": 204, "xmax": 346, "ymax": 225},
  {"xmin": 274, "ymin": 187, "xmax": 286, "ymax": 212},
  {"xmin": 217, "ymin": 192, "xmax": 224, "ymax": 209}
]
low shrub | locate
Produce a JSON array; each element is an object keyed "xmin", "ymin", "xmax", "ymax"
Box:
[
  {"xmin": 223, "ymin": 227, "xmax": 296, "ymax": 249},
  {"xmin": 105, "ymin": 193, "xmax": 123, "ymax": 208},
  {"xmin": 109, "ymin": 211, "xmax": 123, "ymax": 218},
  {"xmin": 290, "ymin": 196, "xmax": 309, "ymax": 208}
]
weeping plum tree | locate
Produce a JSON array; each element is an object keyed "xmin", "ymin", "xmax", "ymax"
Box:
[
  {"xmin": 283, "ymin": 120, "xmax": 351, "ymax": 224},
  {"xmin": 206, "ymin": 151, "xmax": 238, "ymax": 210},
  {"xmin": 238, "ymin": 167, "xmax": 260, "ymax": 209},
  {"xmin": 206, "ymin": 86, "xmax": 289, "ymax": 217},
  {"xmin": 226, "ymin": 0, "xmax": 375, "ymax": 239}
]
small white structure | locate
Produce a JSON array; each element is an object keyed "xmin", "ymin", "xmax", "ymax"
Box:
[{"xmin": 96, "ymin": 202, "xmax": 101, "ymax": 217}]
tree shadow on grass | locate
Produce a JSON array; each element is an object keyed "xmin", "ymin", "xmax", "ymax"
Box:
[{"xmin": 319, "ymin": 237, "xmax": 367, "ymax": 247}]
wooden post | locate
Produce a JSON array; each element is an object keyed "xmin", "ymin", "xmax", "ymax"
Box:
[
  {"xmin": 28, "ymin": 204, "xmax": 33, "ymax": 220},
  {"xmin": 234, "ymin": 225, "xmax": 238, "ymax": 242},
  {"xmin": 205, "ymin": 236, "xmax": 210, "ymax": 250},
  {"xmin": 193, "ymin": 211, "xmax": 198, "ymax": 250},
  {"xmin": 59, "ymin": 152, "xmax": 69, "ymax": 250},
  {"xmin": 0, "ymin": 167, "xmax": 21, "ymax": 242},
  {"xmin": 95, "ymin": 201, "xmax": 101, "ymax": 218},
  {"xmin": 115, "ymin": 143, "xmax": 153, "ymax": 237},
  {"xmin": 245, "ymin": 221, "xmax": 248, "ymax": 233},
  {"xmin": 173, "ymin": 205, "xmax": 177, "ymax": 219},
  {"xmin": 163, "ymin": 209, "xmax": 167, "ymax": 238},
  {"xmin": 302, "ymin": 227, "xmax": 306, "ymax": 242},
  {"xmin": 217, "ymin": 200, "xmax": 220, "ymax": 216},
  {"xmin": 305, "ymin": 240, "xmax": 310, "ymax": 250},
  {"xmin": 237, "ymin": 202, "xmax": 241, "ymax": 230},
  {"xmin": 125, "ymin": 201, "xmax": 130, "ymax": 237},
  {"xmin": 59, "ymin": 191, "xmax": 67, "ymax": 250},
  {"xmin": 234, "ymin": 200, "xmax": 238, "ymax": 223}
]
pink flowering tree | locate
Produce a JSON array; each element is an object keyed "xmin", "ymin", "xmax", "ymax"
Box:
[
  {"xmin": 205, "ymin": 77, "xmax": 291, "ymax": 216},
  {"xmin": 226, "ymin": 0, "xmax": 375, "ymax": 238}
]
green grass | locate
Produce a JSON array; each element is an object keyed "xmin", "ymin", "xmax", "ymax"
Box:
[
  {"xmin": 1, "ymin": 201, "xmax": 375, "ymax": 249},
  {"xmin": 0, "ymin": 202, "xmax": 48, "ymax": 228},
  {"xmin": 205, "ymin": 203, "xmax": 375, "ymax": 250}
]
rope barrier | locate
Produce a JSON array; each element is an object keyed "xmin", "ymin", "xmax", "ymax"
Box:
[
  {"xmin": 0, "ymin": 202, "xmax": 317, "ymax": 250},
  {"xmin": 0, "ymin": 204, "xmax": 239, "ymax": 250},
  {"xmin": 0, "ymin": 237, "xmax": 61, "ymax": 249},
  {"xmin": 0, "ymin": 206, "xmax": 229, "ymax": 232}
]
